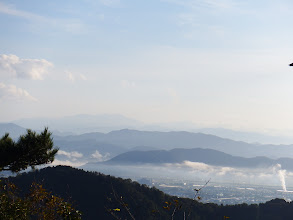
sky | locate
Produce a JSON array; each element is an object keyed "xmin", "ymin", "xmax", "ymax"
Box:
[{"xmin": 1, "ymin": 0, "xmax": 293, "ymax": 135}]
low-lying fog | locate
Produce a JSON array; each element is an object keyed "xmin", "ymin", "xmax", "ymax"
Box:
[
  {"xmin": 52, "ymin": 150, "xmax": 293, "ymax": 190},
  {"xmin": 84, "ymin": 162, "xmax": 291, "ymax": 189}
]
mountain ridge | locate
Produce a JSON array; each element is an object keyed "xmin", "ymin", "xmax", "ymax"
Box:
[
  {"xmin": 4, "ymin": 113, "xmax": 293, "ymax": 144},
  {"xmin": 104, "ymin": 147, "xmax": 293, "ymax": 171},
  {"xmin": 55, "ymin": 129, "xmax": 293, "ymax": 159}
]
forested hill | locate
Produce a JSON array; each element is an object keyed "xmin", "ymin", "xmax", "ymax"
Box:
[{"xmin": 6, "ymin": 166, "xmax": 293, "ymax": 220}]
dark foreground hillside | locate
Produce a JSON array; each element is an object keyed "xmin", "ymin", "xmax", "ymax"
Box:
[{"xmin": 6, "ymin": 166, "xmax": 293, "ymax": 220}]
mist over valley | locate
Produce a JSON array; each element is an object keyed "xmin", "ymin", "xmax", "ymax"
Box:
[{"xmin": 2, "ymin": 119, "xmax": 293, "ymax": 206}]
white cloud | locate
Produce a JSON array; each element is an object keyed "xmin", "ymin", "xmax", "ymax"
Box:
[
  {"xmin": 91, "ymin": 150, "xmax": 110, "ymax": 162},
  {"xmin": 65, "ymin": 71, "xmax": 87, "ymax": 82},
  {"xmin": 79, "ymin": 74, "xmax": 87, "ymax": 81},
  {"xmin": 58, "ymin": 150, "xmax": 83, "ymax": 158},
  {"xmin": 167, "ymin": 88, "xmax": 179, "ymax": 103},
  {"xmin": 52, "ymin": 151, "xmax": 85, "ymax": 167},
  {"xmin": 121, "ymin": 80, "xmax": 136, "ymax": 88},
  {"xmin": 0, "ymin": 54, "xmax": 53, "ymax": 80},
  {"xmin": 51, "ymin": 159, "xmax": 86, "ymax": 167},
  {"xmin": 65, "ymin": 71, "xmax": 75, "ymax": 82},
  {"xmin": 91, "ymin": 150, "xmax": 103, "ymax": 160},
  {"xmin": 0, "ymin": 82, "xmax": 37, "ymax": 101},
  {"xmin": 167, "ymin": 161, "xmax": 293, "ymax": 186},
  {"xmin": 183, "ymin": 161, "xmax": 211, "ymax": 170},
  {"xmin": 176, "ymin": 161, "xmax": 246, "ymax": 177},
  {"xmin": 218, "ymin": 166, "xmax": 234, "ymax": 176}
]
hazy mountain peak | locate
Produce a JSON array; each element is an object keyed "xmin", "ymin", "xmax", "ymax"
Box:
[{"xmin": 0, "ymin": 123, "xmax": 27, "ymax": 138}]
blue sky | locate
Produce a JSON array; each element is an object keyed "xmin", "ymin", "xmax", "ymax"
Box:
[{"xmin": 1, "ymin": 0, "xmax": 293, "ymax": 135}]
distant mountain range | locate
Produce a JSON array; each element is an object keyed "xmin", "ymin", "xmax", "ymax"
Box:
[
  {"xmin": 12, "ymin": 114, "xmax": 144, "ymax": 134},
  {"xmin": 54, "ymin": 129, "xmax": 293, "ymax": 159},
  {"xmin": 3, "ymin": 122, "xmax": 293, "ymax": 161},
  {"xmin": 2, "ymin": 113, "xmax": 293, "ymax": 144},
  {"xmin": 105, "ymin": 148, "xmax": 293, "ymax": 171}
]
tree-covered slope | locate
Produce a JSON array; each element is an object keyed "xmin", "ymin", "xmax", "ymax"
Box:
[{"xmin": 6, "ymin": 166, "xmax": 293, "ymax": 220}]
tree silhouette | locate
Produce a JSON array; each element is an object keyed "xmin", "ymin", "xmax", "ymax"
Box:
[
  {"xmin": 0, "ymin": 128, "xmax": 58, "ymax": 172},
  {"xmin": 0, "ymin": 128, "xmax": 81, "ymax": 219}
]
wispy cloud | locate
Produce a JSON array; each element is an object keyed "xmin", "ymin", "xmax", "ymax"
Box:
[
  {"xmin": 163, "ymin": 0, "xmax": 237, "ymax": 10},
  {"xmin": 0, "ymin": 54, "xmax": 53, "ymax": 80},
  {"xmin": 58, "ymin": 150, "xmax": 83, "ymax": 159},
  {"xmin": 167, "ymin": 88, "xmax": 180, "ymax": 103},
  {"xmin": 0, "ymin": 2, "xmax": 87, "ymax": 34},
  {"xmin": 121, "ymin": 80, "xmax": 136, "ymax": 88},
  {"xmin": 79, "ymin": 74, "xmax": 87, "ymax": 81},
  {"xmin": 179, "ymin": 161, "xmax": 235, "ymax": 175},
  {"xmin": 177, "ymin": 13, "xmax": 200, "ymax": 27},
  {"xmin": 91, "ymin": 150, "xmax": 110, "ymax": 162},
  {"xmin": 65, "ymin": 71, "xmax": 87, "ymax": 82},
  {"xmin": 0, "ymin": 2, "xmax": 43, "ymax": 20},
  {"xmin": 52, "ymin": 150, "xmax": 85, "ymax": 167},
  {"xmin": 66, "ymin": 71, "xmax": 75, "ymax": 82},
  {"xmin": 162, "ymin": 0, "xmax": 238, "ymax": 41},
  {"xmin": 169, "ymin": 161, "xmax": 293, "ymax": 186},
  {"xmin": 51, "ymin": 159, "xmax": 86, "ymax": 167},
  {"xmin": 200, "ymin": 0, "xmax": 236, "ymax": 9},
  {"xmin": 0, "ymin": 82, "xmax": 37, "ymax": 102},
  {"xmin": 99, "ymin": 0, "xmax": 121, "ymax": 7}
]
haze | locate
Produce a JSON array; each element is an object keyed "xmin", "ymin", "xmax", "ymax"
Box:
[{"xmin": 1, "ymin": 0, "xmax": 293, "ymax": 137}]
